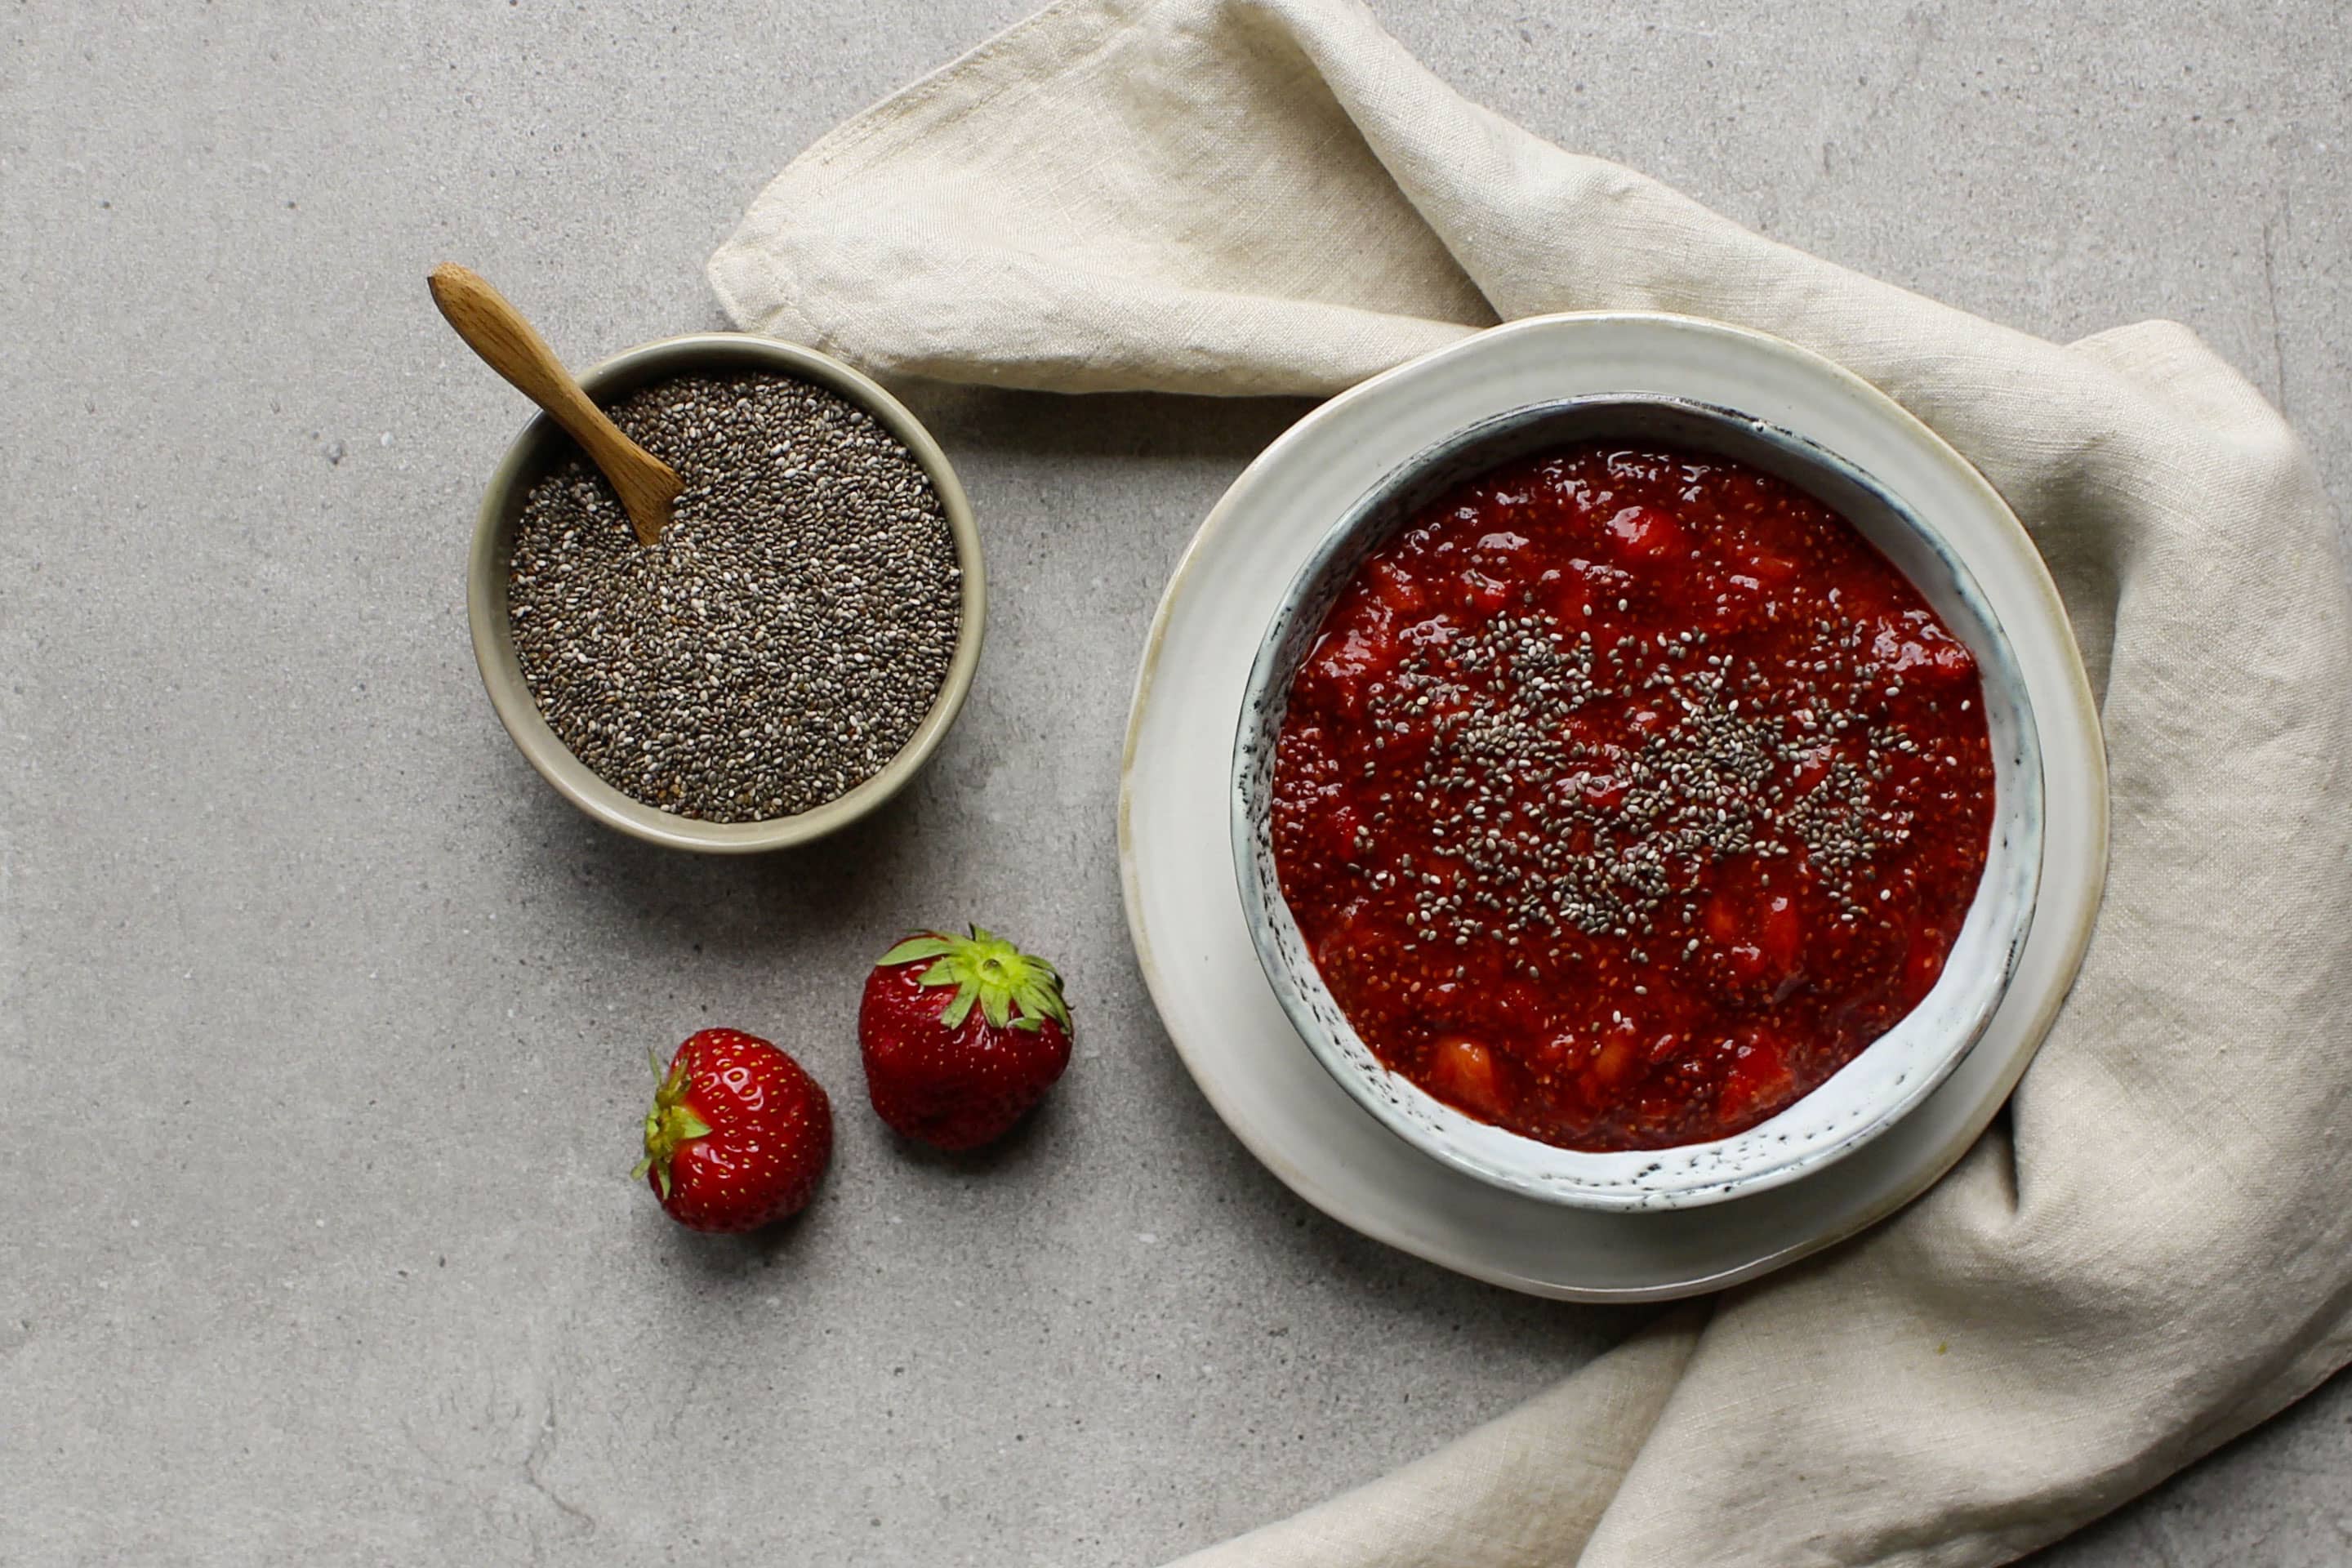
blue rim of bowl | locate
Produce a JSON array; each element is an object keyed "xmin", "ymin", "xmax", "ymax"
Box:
[{"xmin": 1230, "ymin": 394, "xmax": 2046, "ymax": 1209}]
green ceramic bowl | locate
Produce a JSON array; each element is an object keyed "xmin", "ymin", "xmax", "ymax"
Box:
[{"xmin": 466, "ymin": 333, "xmax": 985, "ymax": 853}]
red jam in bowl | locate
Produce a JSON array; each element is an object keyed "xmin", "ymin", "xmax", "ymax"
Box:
[{"xmin": 1268, "ymin": 443, "xmax": 1996, "ymax": 1152}]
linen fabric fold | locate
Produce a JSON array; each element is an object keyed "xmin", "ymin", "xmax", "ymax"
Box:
[{"xmin": 710, "ymin": 2, "xmax": 2352, "ymax": 1562}]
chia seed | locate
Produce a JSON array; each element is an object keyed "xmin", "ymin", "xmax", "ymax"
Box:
[
  {"xmin": 506, "ymin": 371, "xmax": 961, "ymax": 822},
  {"xmin": 1358, "ymin": 611, "xmax": 1914, "ymax": 945}
]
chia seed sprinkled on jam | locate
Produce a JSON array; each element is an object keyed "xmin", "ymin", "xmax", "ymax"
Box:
[{"xmin": 1271, "ymin": 443, "xmax": 1994, "ymax": 1152}]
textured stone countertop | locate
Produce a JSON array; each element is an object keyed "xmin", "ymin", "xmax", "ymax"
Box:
[{"xmin": 2, "ymin": 2, "xmax": 2344, "ymax": 1562}]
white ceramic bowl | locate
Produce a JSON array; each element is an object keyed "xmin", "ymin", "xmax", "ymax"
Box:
[{"xmin": 1232, "ymin": 392, "xmax": 2044, "ymax": 1212}]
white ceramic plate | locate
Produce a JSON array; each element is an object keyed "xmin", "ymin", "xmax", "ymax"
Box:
[{"xmin": 1120, "ymin": 313, "xmax": 2108, "ymax": 1300}]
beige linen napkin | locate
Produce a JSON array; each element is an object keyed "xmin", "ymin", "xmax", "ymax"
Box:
[{"xmin": 710, "ymin": 1, "xmax": 2352, "ymax": 1562}]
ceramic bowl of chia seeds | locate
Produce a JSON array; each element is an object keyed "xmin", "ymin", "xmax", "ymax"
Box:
[
  {"xmin": 466, "ymin": 332, "xmax": 983, "ymax": 853},
  {"xmin": 1230, "ymin": 390, "xmax": 2044, "ymax": 1211}
]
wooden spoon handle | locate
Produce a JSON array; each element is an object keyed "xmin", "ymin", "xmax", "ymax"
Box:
[{"xmin": 428, "ymin": 263, "xmax": 678, "ymax": 546}]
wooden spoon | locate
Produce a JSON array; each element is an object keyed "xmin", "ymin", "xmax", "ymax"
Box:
[{"xmin": 428, "ymin": 263, "xmax": 680, "ymax": 546}]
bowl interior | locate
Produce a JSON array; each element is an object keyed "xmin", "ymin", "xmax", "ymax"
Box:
[
  {"xmin": 1232, "ymin": 396, "xmax": 2044, "ymax": 1210},
  {"xmin": 466, "ymin": 334, "xmax": 985, "ymax": 853}
]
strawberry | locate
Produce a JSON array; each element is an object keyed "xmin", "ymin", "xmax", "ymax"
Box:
[
  {"xmin": 1426, "ymin": 1034, "xmax": 1507, "ymax": 1120},
  {"xmin": 1603, "ymin": 503, "xmax": 1688, "ymax": 560},
  {"xmin": 858, "ymin": 927, "xmax": 1074, "ymax": 1150},
  {"xmin": 634, "ymin": 1028, "xmax": 832, "ymax": 1233}
]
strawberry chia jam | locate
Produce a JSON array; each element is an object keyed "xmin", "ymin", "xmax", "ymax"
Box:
[{"xmin": 1269, "ymin": 443, "xmax": 1995, "ymax": 1152}]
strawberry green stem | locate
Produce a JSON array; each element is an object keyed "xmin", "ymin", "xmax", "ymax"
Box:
[
  {"xmin": 879, "ymin": 926, "xmax": 1073, "ymax": 1035},
  {"xmin": 630, "ymin": 1049, "xmax": 711, "ymax": 1200}
]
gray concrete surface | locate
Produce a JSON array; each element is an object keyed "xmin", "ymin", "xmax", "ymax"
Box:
[{"xmin": 2, "ymin": 1, "xmax": 2345, "ymax": 1563}]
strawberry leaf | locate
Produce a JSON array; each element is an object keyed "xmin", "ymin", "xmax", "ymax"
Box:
[
  {"xmin": 1013, "ymin": 977, "xmax": 1072, "ymax": 1031},
  {"xmin": 880, "ymin": 935, "xmax": 956, "ymax": 967},
  {"xmin": 638, "ymin": 1049, "xmax": 712, "ymax": 1203},
  {"xmin": 898, "ymin": 926, "xmax": 1075, "ymax": 1042}
]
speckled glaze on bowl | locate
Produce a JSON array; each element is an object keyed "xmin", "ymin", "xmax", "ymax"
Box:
[
  {"xmin": 466, "ymin": 333, "xmax": 984, "ymax": 853},
  {"xmin": 1232, "ymin": 396, "xmax": 2043, "ymax": 1212}
]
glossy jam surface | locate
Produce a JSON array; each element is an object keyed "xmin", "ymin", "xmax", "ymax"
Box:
[{"xmin": 1269, "ymin": 443, "xmax": 1995, "ymax": 1151}]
